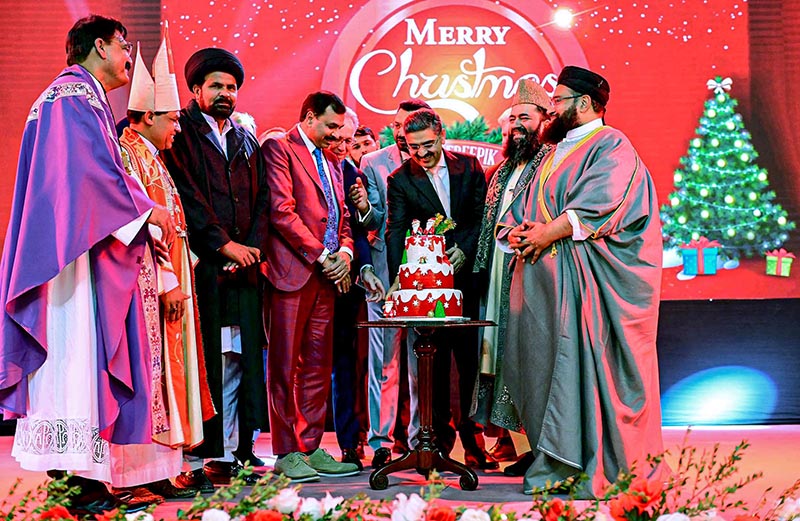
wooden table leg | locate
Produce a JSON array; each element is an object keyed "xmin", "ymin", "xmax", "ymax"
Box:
[{"xmin": 369, "ymin": 327, "xmax": 478, "ymax": 491}]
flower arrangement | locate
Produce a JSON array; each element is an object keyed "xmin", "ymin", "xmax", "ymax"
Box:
[{"xmin": 3, "ymin": 433, "xmax": 798, "ymax": 521}]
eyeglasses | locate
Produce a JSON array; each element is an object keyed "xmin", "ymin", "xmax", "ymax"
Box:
[
  {"xmin": 407, "ymin": 135, "xmax": 441, "ymax": 152},
  {"xmin": 552, "ymin": 94, "xmax": 583, "ymax": 104},
  {"xmin": 108, "ymin": 36, "xmax": 133, "ymax": 54}
]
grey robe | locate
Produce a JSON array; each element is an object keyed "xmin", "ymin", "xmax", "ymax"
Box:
[{"xmin": 497, "ymin": 125, "xmax": 665, "ymax": 498}]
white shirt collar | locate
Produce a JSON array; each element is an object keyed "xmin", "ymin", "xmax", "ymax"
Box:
[
  {"xmin": 297, "ymin": 125, "xmax": 319, "ymax": 155},
  {"xmin": 564, "ymin": 117, "xmax": 604, "ymax": 142}
]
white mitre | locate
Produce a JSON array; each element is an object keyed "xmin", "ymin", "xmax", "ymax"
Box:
[{"xmin": 128, "ymin": 22, "xmax": 181, "ymax": 112}]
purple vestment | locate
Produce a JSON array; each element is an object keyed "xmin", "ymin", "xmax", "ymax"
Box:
[{"xmin": 0, "ymin": 65, "xmax": 156, "ymax": 445}]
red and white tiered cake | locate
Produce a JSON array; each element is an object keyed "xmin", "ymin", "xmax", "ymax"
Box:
[{"xmin": 384, "ymin": 225, "xmax": 463, "ymax": 319}]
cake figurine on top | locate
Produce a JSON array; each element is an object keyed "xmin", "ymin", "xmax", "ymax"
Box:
[{"xmin": 384, "ymin": 215, "xmax": 463, "ymax": 319}]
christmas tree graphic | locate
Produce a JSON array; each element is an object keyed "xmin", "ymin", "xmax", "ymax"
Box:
[{"xmin": 661, "ymin": 77, "xmax": 794, "ymax": 260}]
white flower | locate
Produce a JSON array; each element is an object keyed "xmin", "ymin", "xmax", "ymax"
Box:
[
  {"xmin": 298, "ymin": 497, "xmax": 324, "ymax": 520},
  {"xmin": 776, "ymin": 498, "xmax": 800, "ymax": 521},
  {"xmin": 125, "ymin": 514, "xmax": 154, "ymax": 521},
  {"xmin": 268, "ymin": 488, "xmax": 301, "ymax": 514},
  {"xmin": 592, "ymin": 511, "xmax": 612, "ymax": 521},
  {"xmin": 202, "ymin": 509, "xmax": 232, "ymax": 521},
  {"xmin": 657, "ymin": 514, "xmax": 691, "ymax": 521},
  {"xmin": 321, "ymin": 492, "xmax": 345, "ymax": 516},
  {"xmin": 459, "ymin": 508, "xmax": 491, "ymax": 521},
  {"xmin": 391, "ymin": 493, "xmax": 428, "ymax": 521}
]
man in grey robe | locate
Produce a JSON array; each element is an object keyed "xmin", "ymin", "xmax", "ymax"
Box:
[
  {"xmin": 471, "ymin": 79, "xmax": 553, "ymax": 474},
  {"xmin": 497, "ymin": 66, "xmax": 665, "ymax": 498}
]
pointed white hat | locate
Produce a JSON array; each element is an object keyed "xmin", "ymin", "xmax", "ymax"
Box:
[
  {"xmin": 127, "ymin": 22, "xmax": 181, "ymax": 112},
  {"xmin": 127, "ymin": 43, "xmax": 155, "ymax": 112},
  {"xmin": 152, "ymin": 21, "xmax": 180, "ymax": 112}
]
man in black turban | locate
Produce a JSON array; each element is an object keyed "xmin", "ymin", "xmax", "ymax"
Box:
[
  {"xmin": 542, "ymin": 65, "xmax": 611, "ymax": 144},
  {"xmin": 185, "ymin": 47, "xmax": 245, "ymax": 90},
  {"xmin": 161, "ymin": 47, "xmax": 270, "ymax": 490}
]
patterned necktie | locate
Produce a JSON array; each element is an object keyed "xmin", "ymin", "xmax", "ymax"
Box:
[{"xmin": 313, "ymin": 147, "xmax": 339, "ymax": 251}]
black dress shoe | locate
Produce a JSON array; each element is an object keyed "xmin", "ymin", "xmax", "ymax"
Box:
[
  {"xmin": 464, "ymin": 447, "xmax": 500, "ymax": 470},
  {"xmin": 145, "ymin": 478, "xmax": 199, "ymax": 499},
  {"xmin": 233, "ymin": 447, "xmax": 266, "ymax": 467},
  {"xmin": 341, "ymin": 448, "xmax": 364, "ymax": 471},
  {"xmin": 204, "ymin": 460, "xmax": 264, "ymax": 486},
  {"xmin": 372, "ymin": 447, "xmax": 392, "ymax": 469},
  {"xmin": 175, "ymin": 469, "xmax": 215, "ymax": 493},
  {"xmin": 488, "ymin": 436, "xmax": 518, "ymax": 462},
  {"xmin": 63, "ymin": 477, "xmax": 124, "ymax": 517},
  {"xmin": 503, "ymin": 451, "xmax": 534, "ymax": 477}
]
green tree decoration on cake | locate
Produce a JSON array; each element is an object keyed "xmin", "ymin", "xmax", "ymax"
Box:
[
  {"xmin": 434, "ymin": 301, "xmax": 446, "ymax": 318},
  {"xmin": 661, "ymin": 76, "xmax": 794, "ymax": 259}
]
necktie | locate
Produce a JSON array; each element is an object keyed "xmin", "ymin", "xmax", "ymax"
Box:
[
  {"xmin": 313, "ymin": 147, "xmax": 339, "ymax": 251},
  {"xmin": 429, "ymin": 167, "xmax": 451, "ymax": 217}
]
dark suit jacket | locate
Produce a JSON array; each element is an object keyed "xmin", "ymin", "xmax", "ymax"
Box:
[
  {"xmin": 341, "ymin": 159, "xmax": 373, "ymax": 274},
  {"xmin": 261, "ymin": 125, "xmax": 354, "ymax": 292},
  {"xmin": 385, "ymin": 150, "xmax": 487, "ymax": 281}
]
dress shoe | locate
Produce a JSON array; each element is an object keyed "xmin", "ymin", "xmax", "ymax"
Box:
[
  {"xmin": 306, "ymin": 448, "xmax": 360, "ymax": 477},
  {"xmin": 274, "ymin": 452, "xmax": 319, "ymax": 483},
  {"xmin": 341, "ymin": 448, "xmax": 364, "ymax": 471},
  {"xmin": 372, "ymin": 447, "xmax": 392, "ymax": 469},
  {"xmin": 175, "ymin": 469, "xmax": 215, "ymax": 493},
  {"xmin": 204, "ymin": 460, "xmax": 263, "ymax": 486},
  {"xmin": 487, "ymin": 436, "xmax": 518, "ymax": 462},
  {"xmin": 463, "ymin": 447, "xmax": 499, "ymax": 470},
  {"xmin": 145, "ymin": 478, "xmax": 199, "ymax": 499},
  {"xmin": 392, "ymin": 439, "xmax": 409, "ymax": 455},
  {"xmin": 233, "ymin": 446, "xmax": 266, "ymax": 467},
  {"xmin": 60, "ymin": 476, "xmax": 123, "ymax": 517},
  {"xmin": 112, "ymin": 486, "xmax": 164, "ymax": 510},
  {"xmin": 503, "ymin": 451, "xmax": 534, "ymax": 477}
]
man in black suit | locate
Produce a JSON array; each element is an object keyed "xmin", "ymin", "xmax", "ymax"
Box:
[{"xmin": 385, "ymin": 109, "xmax": 493, "ymax": 469}]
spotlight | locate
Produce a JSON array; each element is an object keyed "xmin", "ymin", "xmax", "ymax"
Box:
[{"xmin": 553, "ymin": 8, "xmax": 574, "ymax": 29}]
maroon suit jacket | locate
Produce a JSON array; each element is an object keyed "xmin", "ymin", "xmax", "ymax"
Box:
[{"xmin": 262, "ymin": 125, "xmax": 354, "ymax": 292}]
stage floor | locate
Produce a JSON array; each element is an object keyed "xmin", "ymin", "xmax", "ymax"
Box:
[{"xmin": 1, "ymin": 425, "xmax": 798, "ymax": 518}]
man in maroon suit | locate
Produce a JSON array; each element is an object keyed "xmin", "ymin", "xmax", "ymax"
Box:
[{"xmin": 261, "ymin": 91, "xmax": 360, "ymax": 482}]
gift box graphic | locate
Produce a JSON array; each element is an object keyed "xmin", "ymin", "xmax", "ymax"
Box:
[
  {"xmin": 765, "ymin": 248, "xmax": 795, "ymax": 277},
  {"xmin": 681, "ymin": 237, "xmax": 721, "ymax": 275}
]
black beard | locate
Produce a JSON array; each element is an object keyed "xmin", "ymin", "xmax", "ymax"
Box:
[
  {"xmin": 503, "ymin": 128, "xmax": 540, "ymax": 165},
  {"xmin": 541, "ymin": 104, "xmax": 579, "ymax": 144},
  {"xmin": 206, "ymin": 99, "xmax": 234, "ymax": 120}
]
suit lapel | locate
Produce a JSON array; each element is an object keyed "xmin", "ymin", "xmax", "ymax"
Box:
[
  {"xmin": 287, "ymin": 126, "xmax": 323, "ymax": 192},
  {"xmin": 408, "ymin": 160, "xmax": 445, "ymax": 215},
  {"xmin": 445, "ymin": 151, "xmax": 464, "ymax": 219}
]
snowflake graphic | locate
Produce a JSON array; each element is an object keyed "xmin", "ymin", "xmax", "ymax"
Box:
[
  {"xmin": 443, "ymin": 302, "xmax": 449, "ymax": 308},
  {"xmin": 436, "ymin": 280, "xmax": 442, "ymax": 286}
]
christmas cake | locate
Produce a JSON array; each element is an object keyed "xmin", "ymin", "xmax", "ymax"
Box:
[{"xmin": 384, "ymin": 217, "xmax": 463, "ymax": 318}]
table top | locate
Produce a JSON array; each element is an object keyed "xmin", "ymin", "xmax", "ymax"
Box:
[{"xmin": 356, "ymin": 318, "xmax": 495, "ymax": 329}]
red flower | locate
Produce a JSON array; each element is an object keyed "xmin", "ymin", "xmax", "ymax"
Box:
[
  {"xmin": 39, "ymin": 505, "xmax": 77, "ymax": 520},
  {"xmin": 426, "ymin": 506, "xmax": 457, "ymax": 521},
  {"xmin": 246, "ymin": 510, "xmax": 284, "ymax": 521},
  {"xmin": 609, "ymin": 494, "xmax": 637, "ymax": 521},
  {"xmin": 93, "ymin": 508, "xmax": 120, "ymax": 521},
  {"xmin": 628, "ymin": 477, "xmax": 663, "ymax": 513},
  {"xmin": 544, "ymin": 498, "xmax": 575, "ymax": 521}
]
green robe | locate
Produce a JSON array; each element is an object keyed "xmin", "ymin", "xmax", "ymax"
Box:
[{"xmin": 497, "ymin": 125, "xmax": 665, "ymax": 498}]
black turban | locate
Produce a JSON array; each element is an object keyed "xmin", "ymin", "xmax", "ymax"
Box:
[
  {"xmin": 184, "ymin": 48, "xmax": 245, "ymax": 90},
  {"xmin": 557, "ymin": 65, "xmax": 610, "ymax": 107}
]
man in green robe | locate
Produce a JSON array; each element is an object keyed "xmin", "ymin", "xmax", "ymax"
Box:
[{"xmin": 497, "ymin": 66, "xmax": 665, "ymax": 498}]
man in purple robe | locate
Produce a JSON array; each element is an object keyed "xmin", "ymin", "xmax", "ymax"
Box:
[
  {"xmin": 497, "ymin": 66, "xmax": 666, "ymax": 498},
  {"xmin": 0, "ymin": 14, "xmax": 174, "ymax": 516}
]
